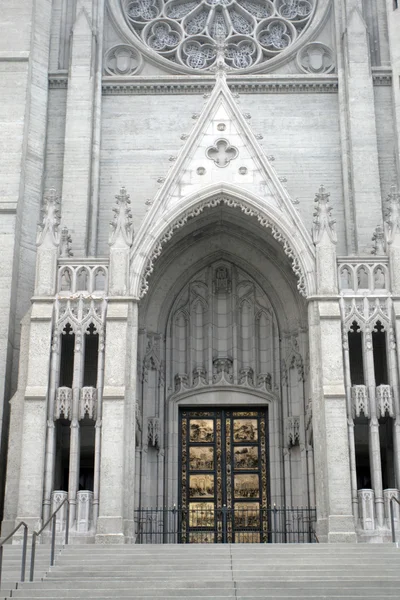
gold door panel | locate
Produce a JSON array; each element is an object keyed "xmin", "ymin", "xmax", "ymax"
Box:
[{"xmin": 180, "ymin": 408, "xmax": 268, "ymax": 543}]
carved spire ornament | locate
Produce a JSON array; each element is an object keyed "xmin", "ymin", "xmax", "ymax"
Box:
[
  {"xmin": 312, "ymin": 185, "xmax": 337, "ymax": 245},
  {"xmin": 59, "ymin": 226, "xmax": 73, "ymax": 258},
  {"xmin": 371, "ymin": 224, "xmax": 385, "ymax": 255},
  {"xmin": 37, "ymin": 188, "xmax": 61, "ymax": 247},
  {"xmin": 384, "ymin": 184, "xmax": 400, "ymax": 244},
  {"xmin": 109, "ymin": 187, "xmax": 134, "ymax": 247}
]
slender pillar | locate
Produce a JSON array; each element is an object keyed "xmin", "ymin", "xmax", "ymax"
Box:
[
  {"xmin": 92, "ymin": 329, "xmax": 105, "ymax": 525},
  {"xmin": 42, "ymin": 332, "xmax": 61, "ymax": 522},
  {"xmin": 68, "ymin": 330, "xmax": 84, "ymax": 528},
  {"xmin": 341, "ymin": 312, "xmax": 359, "ymax": 520},
  {"xmin": 364, "ymin": 326, "xmax": 385, "ymax": 527}
]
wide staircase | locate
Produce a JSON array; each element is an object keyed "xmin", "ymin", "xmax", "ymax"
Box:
[{"xmin": 2, "ymin": 544, "xmax": 400, "ymax": 599}]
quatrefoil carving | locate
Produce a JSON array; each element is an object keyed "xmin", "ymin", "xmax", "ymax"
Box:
[{"xmin": 206, "ymin": 139, "xmax": 239, "ymax": 168}]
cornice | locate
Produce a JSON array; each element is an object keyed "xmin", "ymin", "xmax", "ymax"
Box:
[
  {"xmin": 48, "ymin": 69, "xmax": 392, "ymax": 93},
  {"xmin": 101, "ymin": 74, "xmax": 339, "ymax": 95}
]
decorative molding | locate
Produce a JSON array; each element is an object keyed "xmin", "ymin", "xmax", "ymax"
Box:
[
  {"xmin": 80, "ymin": 387, "xmax": 97, "ymax": 420},
  {"xmin": 55, "ymin": 387, "xmax": 72, "ymax": 420},
  {"xmin": 372, "ymin": 68, "xmax": 392, "ymax": 86},
  {"xmin": 351, "ymin": 385, "xmax": 369, "ymax": 419},
  {"xmin": 48, "ymin": 72, "xmax": 68, "ymax": 89},
  {"xmin": 148, "ymin": 417, "xmax": 161, "ymax": 449},
  {"xmin": 104, "ymin": 44, "xmax": 143, "ymax": 76},
  {"xmin": 286, "ymin": 416, "xmax": 300, "ymax": 447},
  {"xmin": 101, "ymin": 76, "xmax": 339, "ymax": 95},
  {"xmin": 376, "ymin": 385, "xmax": 394, "ymax": 418},
  {"xmin": 139, "ymin": 194, "xmax": 307, "ymax": 298},
  {"xmin": 297, "ymin": 42, "xmax": 335, "ymax": 74}
]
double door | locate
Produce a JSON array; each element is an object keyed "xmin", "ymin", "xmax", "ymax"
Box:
[{"xmin": 179, "ymin": 407, "xmax": 269, "ymax": 543}]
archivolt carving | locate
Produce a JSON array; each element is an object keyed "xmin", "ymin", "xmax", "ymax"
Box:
[{"xmin": 139, "ymin": 195, "xmax": 307, "ymax": 297}]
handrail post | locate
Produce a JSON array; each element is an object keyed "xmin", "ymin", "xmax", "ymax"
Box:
[
  {"xmin": 50, "ymin": 514, "xmax": 56, "ymax": 566},
  {"xmin": 65, "ymin": 501, "xmax": 70, "ymax": 546},
  {"xmin": 0, "ymin": 544, "xmax": 3, "ymax": 589},
  {"xmin": 21, "ymin": 524, "xmax": 28, "ymax": 582},
  {"xmin": 30, "ymin": 533, "xmax": 37, "ymax": 582},
  {"xmin": 390, "ymin": 498, "xmax": 396, "ymax": 544}
]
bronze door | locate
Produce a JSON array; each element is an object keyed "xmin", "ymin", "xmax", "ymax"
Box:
[{"xmin": 179, "ymin": 408, "xmax": 269, "ymax": 543}]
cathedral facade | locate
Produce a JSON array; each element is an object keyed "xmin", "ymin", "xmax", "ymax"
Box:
[{"xmin": 1, "ymin": 0, "xmax": 400, "ymax": 544}]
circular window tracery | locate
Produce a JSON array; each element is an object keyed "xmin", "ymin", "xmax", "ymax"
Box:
[{"xmin": 122, "ymin": 0, "xmax": 316, "ymax": 71}]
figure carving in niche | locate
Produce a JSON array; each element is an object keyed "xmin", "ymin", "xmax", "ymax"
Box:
[
  {"xmin": 193, "ymin": 367, "xmax": 207, "ymax": 387},
  {"xmin": 60, "ymin": 268, "xmax": 72, "ymax": 292},
  {"xmin": 357, "ymin": 267, "xmax": 369, "ymax": 289},
  {"xmin": 213, "ymin": 357, "xmax": 233, "ymax": 384},
  {"xmin": 340, "ymin": 267, "xmax": 352, "ymax": 290},
  {"xmin": 213, "ymin": 266, "xmax": 231, "ymax": 294},
  {"xmin": 374, "ymin": 267, "xmax": 386, "ymax": 290},
  {"xmin": 77, "ymin": 268, "xmax": 89, "ymax": 292}
]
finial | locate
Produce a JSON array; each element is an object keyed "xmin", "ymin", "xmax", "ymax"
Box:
[
  {"xmin": 109, "ymin": 186, "xmax": 134, "ymax": 247},
  {"xmin": 37, "ymin": 188, "xmax": 61, "ymax": 247},
  {"xmin": 384, "ymin": 184, "xmax": 400, "ymax": 244},
  {"xmin": 59, "ymin": 226, "xmax": 73, "ymax": 257},
  {"xmin": 371, "ymin": 224, "xmax": 385, "ymax": 255},
  {"xmin": 312, "ymin": 185, "xmax": 337, "ymax": 245}
]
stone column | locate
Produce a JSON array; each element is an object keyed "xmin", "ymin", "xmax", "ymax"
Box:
[
  {"xmin": 335, "ymin": 0, "xmax": 383, "ymax": 251},
  {"xmin": 15, "ymin": 190, "xmax": 61, "ymax": 531},
  {"xmin": 363, "ymin": 325, "xmax": 384, "ymax": 527},
  {"xmin": 310, "ymin": 186, "xmax": 356, "ymax": 542},
  {"xmin": 68, "ymin": 328, "xmax": 84, "ymax": 528},
  {"xmin": 96, "ymin": 188, "xmax": 137, "ymax": 543}
]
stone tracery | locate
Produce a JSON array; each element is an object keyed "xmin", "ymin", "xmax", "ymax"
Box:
[{"xmin": 122, "ymin": 0, "xmax": 316, "ymax": 71}]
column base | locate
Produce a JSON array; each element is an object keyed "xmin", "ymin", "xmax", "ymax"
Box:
[
  {"xmin": 327, "ymin": 515, "xmax": 357, "ymax": 543},
  {"xmin": 95, "ymin": 516, "xmax": 125, "ymax": 544}
]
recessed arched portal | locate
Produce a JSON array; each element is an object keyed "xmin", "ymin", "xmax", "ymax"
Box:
[{"xmin": 134, "ymin": 198, "xmax": 316, "ymax": 534}]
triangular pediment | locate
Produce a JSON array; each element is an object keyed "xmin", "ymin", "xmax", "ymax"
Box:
[{"xmin": 139, "ymin": 75, "xmax": 305, "ymax": 231}]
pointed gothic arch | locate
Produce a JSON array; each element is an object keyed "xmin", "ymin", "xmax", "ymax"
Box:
[{"xmin": 130, "ymin": 184, "xmax": 316, "ymax": 299}]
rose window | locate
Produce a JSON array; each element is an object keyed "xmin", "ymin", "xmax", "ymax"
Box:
[{"xmin": 122, "ymin": 0, "xmax": 316, "ymax": 71}]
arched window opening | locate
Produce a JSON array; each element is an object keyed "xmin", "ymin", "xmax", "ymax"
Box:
[
  {"xmin": 83, "ymin": 323, "xmax": 99, "ymax": 388},
  {"xmin": 59, "ymin": 323, "xmax": 75, "ymax": 388},
  {"xmin": 354, "ymin": 419, "xmax": 371, "ymax": 489},
  {"xmin": 348, "ymin": 321, "xmax": 364, "ymax": 385},
  {"xmin": 372, "ymin": 321, "xmax": 388, "ymax": 386},
  {"xmin": 54, "ymin": 420, "xmax": 70, "ymax": 492},
  {"xmin": 79, "ymin": 419, "xmax": 95, "ymax": 492}
]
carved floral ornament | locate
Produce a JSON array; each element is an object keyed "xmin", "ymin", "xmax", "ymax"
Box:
[
  {"xmin": 121, "ymin": 0, "xmax": 318, "ymax": 72},
  {"xmin": 138, "ymin": 195, "xmax": 308, "ymax": 298}
]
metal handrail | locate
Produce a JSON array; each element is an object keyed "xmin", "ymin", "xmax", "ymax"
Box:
[
  {"xmin": 389, "ymin": 497, "xmax": 400, "ymax": 543},
  {"xmin": 29, "ymin": 498, "xmax": 69, "ymax": 582},
  {"xmin": 0, "ymin": 521, "xmax": 28, "ymax": 588}
]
